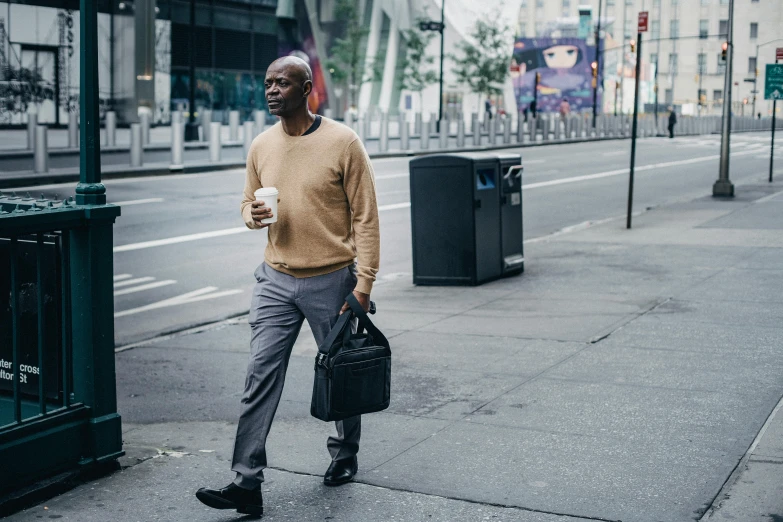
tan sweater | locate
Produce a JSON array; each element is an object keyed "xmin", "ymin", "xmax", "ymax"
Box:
[{"xmin": 241, "ymin": 117, "xmax": 380, "ymax": 294}]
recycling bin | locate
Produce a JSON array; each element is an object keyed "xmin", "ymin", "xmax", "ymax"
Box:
[
  {"xmin": 497, "ymin": 153, "xmax": 524, "ymax": 275},
  {"xmin": 409, "ymin": 154, "xmax": 502, "ymax": 285}
]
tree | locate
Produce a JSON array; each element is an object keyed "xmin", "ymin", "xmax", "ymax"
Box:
[
  {"xmin": 450, "ymin": 13, "xmax": 512, "ymax": 113},
  {"xmin": 399, "ymin": 21, "xmax": 438, "ymax": 110},
  {"xmin": 326, "ymin": 0, "xmax": 383, "ymax": 113}
]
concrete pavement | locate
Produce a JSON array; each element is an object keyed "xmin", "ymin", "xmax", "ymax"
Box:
[{"xmin": 6, "ymin": 177, "xmax": 783, "ymax": 521}]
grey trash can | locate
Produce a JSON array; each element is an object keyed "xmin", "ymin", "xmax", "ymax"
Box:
[{"xmin": 409, "ymin": 154, "xmax": 503, "ymax": 285}]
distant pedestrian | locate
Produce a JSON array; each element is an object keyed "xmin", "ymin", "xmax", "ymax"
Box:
[
  {"xmin": 668, "ymin": 107, "xmax": 677, "ymax": 139},
  {"xmin": 559, "ymin": 97, "xmax": 571, "ymax": 119},
  {"xmin": 485, "ymin": 98, "xmax": 493, "ymax": 120},
  {"xmin": 757, "ymin": 112, "xmax": 762, "ymax": 120},
  {"xmin": 195, "ymin": 55, "xmax": 380, "ymax": 517},
  {"xmin": 530, "ymin": 99, "xmax": 538, "ymax": 119}
]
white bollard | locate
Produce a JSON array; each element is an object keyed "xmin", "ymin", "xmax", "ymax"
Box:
[
  {"xmin": 172, "ymin": 111, "xmax": 182, "ymax": 125},
  {"xmin": 171, "ymin": 121, "xmax": 184, "ymax": 170},
  {"xmin": 363, "ymin": 115, "xmax": 371, "ymax": 141},
  {"xmin": 439, "ymin": 118, "xmax": 448, "ymax": 149},
  {"xmin": 27, "ymin": 113, "xmax": 37, "ymax": 150},
  {"xmin": 542, "ymin": 117, "xmax": 550, "ymax": 141},
  {"xmin": 400, "ymin": 119, "xmax": 410, "ymax": 150},
  {"xmin": 34, "ymin": 125, "xmax": 48, "ymax": 173},
  {"xmin": 358, "ymin": 116, "xmax": 366, "ymax": 142},
  {"xmin": 379, "ymin": 112, "xmax": 389, "ymax": 152},
  {"xmin": 130, "ymin": 123, "xmax": 143, "ymax": 167},
  {"xmin": 397, "ymin": 112, "xmax": 406, "ymax": 139},
  {"xmin": 457, "ymin": 118, "xmax": 465, "ymax": 148},
  {"xmin": 420, "ymin": 116, "xmax": 430, "ymax": 149},
  {"xmin": 243, "ymin": 121, "xmax": 255, "ymax": 159},
  {"xmin": 530, "ymin": 116, "xmax": 538, "ymax": 142},
  {"xmin": 209, "ymin": 121, "xmax": 222, "ymax": 162},
  {"xmin": 414, "ymin": 112, "xmax": 422, "ymax": 136},
  {"xmin": 472, "ymin": 113, "xmax": 480, "ymax": 146},
  {"xmin": 229, "ymin": 110, "xmax": 240, "ymax": 141},
  {"xmin": 105, "ymin": 111, "xmax": 117, "ymax": 147},
  {"xmin": 254, "ymin": 110, "xmax": 266, "ymax": 136},
  {"xmin": 202, "ymin": 109, "xmax": 213, "ymax": 142},
  {"xmin": 489, "ymin": 117, "xmax": 497, "ymax": 144},
  {"xmin": 429, "ymin": 112, "xmax": 438, "ymax": 136},
  {"xmin": 503, "ymin": 115, "xmax": 512, "ymax": 144},
  {"xmin": 553, "ymin": 117, "xmax": 562, "ymax": 140},
  {"xmin": 140, "ymin": 112, "xmax": 151, "ymax": 145},
  {"xmin": 68, "ymin": 110, "xmax": 79, "ymax": 148}
]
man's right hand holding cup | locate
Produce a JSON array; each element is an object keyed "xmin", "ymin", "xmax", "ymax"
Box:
[{"xmin": 251, "ymin": 200, "xmax": 275, "ymax": 228}]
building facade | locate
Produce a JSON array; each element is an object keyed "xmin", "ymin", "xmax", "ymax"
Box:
[{"xmin": 516, "ymin": 0, "xmax": 783, "ymax": 116}]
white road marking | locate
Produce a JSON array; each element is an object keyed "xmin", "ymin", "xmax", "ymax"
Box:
[
  {"xmin": 115, "ymin": 287, "xmax": 243, "ymax": 318},
  {"xmin": 114, "ymin": 280, "xmax": 177, "ymax": 296},
  {"xmin": 378, "ymin": 202, "xmax": 411, "ymax": 211},
  {"xmin": 113, "ymin": 198, "xmax": 165, "ymax": 206},
  {"xmin": 603, "ymin": 151, "xmax": 626, "ymax": 157},
  {"xmin": 523, "ymin": 159, "xmax": 546, "ymax": 164},
  {"xmin": 114, "ymin": 227, "xmax": 248, "ymax": 252},
  {"xmin": 375, "ymin": 173, "xmax": 409, "ymax": 180},
  {"xmin": 113, "ymin": 274, "xmax": 133, "ymax": 282},
  {"xmin": 114, "ymin": 276, "xmax": 155, "ymax": 288}
]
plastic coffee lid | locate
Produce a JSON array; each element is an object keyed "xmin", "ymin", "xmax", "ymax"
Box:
[{"xmin": 254, "ymin": 187, "xmax": 278, "ymax": 197}]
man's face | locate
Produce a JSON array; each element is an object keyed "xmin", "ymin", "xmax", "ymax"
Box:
[
  {"xmin": 543, "ymin": 45, "xmax": 579, "ymax": 69},
  {"xmin": 264, "ymin": 64, "xmax": 310, "ymax": 116}
]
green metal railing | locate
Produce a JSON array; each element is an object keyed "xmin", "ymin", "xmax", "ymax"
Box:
[{"xmin": 0, "ymin": 0, "xmax": 123, "ymax": 492}]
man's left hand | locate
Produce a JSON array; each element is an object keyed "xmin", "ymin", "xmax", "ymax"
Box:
[{"xmin": 340, "ymin": 290, "xmax": 370, "ymax": 315}]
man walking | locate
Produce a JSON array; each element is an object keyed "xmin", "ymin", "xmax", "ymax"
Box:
[
  {"xmin": 668, "ymin": 107, "xmax": 677, "ymax": 139},
  {"xmin": 195, "ymin": 56, "xmax": 380, "ymax": 517},
  {"xmin": 559, "ymin": 97, "xmax": 571, "ymax": 120}
]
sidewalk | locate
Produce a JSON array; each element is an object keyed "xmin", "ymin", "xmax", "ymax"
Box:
[{"xmin": 6, "ymin": 180, "xmax": 783, "ymax": 521}]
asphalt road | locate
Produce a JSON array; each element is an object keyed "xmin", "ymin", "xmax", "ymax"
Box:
[{"xmin": 13, "ymin": 131, "xmax": 782, "ymax": 346}]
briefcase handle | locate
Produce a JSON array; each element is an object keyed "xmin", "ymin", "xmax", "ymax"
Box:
[{"xmin": 345, "ymin": 293, "xmax": 389, "ymax": 350}]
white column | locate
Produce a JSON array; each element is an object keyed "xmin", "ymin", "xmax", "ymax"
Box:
[
  {"xmin": 377, "ymin": 19, "xmax": 399, "ymax": 112},
  {"xmin": 357, "ymin": 2, "xmax": 382, "ymax": 112}
]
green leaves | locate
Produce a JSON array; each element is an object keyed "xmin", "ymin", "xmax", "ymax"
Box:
[
  {"xmin": 450, "ymin": 13, "xmax": 512, "ymax": 98},
  {"xmin": 399, "ymin": 21, "xmax": 438, "ymax": 95}
]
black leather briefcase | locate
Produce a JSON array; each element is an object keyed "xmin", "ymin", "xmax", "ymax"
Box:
[{"xmin": 310, "ymin": 293, "xmax": 391, "ymax": 422}]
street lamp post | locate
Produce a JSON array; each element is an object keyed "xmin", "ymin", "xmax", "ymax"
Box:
[
  {"xmin": 592, "ymin": 0, "xmax": 603, "ymax": 128},
  {"xmin": 438, "ymin": 0, "xmax": 445, "ymax": 131},
  {"xmin": 713, "ymin": 0, "xmax": 735, "ymax": 197}
]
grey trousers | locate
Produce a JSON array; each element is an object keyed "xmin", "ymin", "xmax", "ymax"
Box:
[{"xmin": 232, "ymin": 262, "xmax": 361, "ymax": 489}]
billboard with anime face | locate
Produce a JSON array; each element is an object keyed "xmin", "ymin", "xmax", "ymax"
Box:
[{"xmin": 511, "ymin": 37, "xmax": 600, "ymax": 113}]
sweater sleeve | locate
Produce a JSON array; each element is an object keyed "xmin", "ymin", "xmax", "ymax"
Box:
[
  {"xmin": 342, "ymin": 139, "xmax": 380, "ymax": 294},
  {"xmin": 240, "ymin": 142, "xmax": 263, "ymax": 230}
]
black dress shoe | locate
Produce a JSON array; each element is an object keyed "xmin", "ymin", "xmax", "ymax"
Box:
[
  {"xmin": 323, "ymin": 456, "xmax": 358, "ymax": 487},
  {"xmin": 195, "ymin": 482, "xmax": 263, "ymax": 516}
]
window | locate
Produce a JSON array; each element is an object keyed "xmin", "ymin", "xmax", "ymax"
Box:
[
  {"xmin": 651, "ymin": 20, "xmax": 660, "ymax": 39},
  {"xmin": 699, "ymin": 20, "xmax": 708, "ymax": 39},
  {"xmin": 517, "ymin": 23, "xmax": 527, "ymax": 37},
  {"xmin": 750, "ymin": 23, "xmax": 758, "ymax": 39},
  {"xmin": 653, "ymin": 0, "xmax": 660, "ymax": 6},
  {"xmin": 562, "ymin": 0, "xmax": 570, "ymax": 9},
  {"xmin": 720, "ymin": 0, "xmax": 728, "ymax": 4},
  {"xmin": 700, "ymin": 0, "xmax": 710, "ymax": 4},
  {"xmin": 536, "ymin": 0, "xmax": 544, "ymax": 7},
  {"xmin": 669, "ymin": 53, "xmax": 678, "ymax": 74},
  {"xmin": 650, "ymin": 53, "xmax": 659, "ymax": 66},
  {"xmin": 624, "ymin": 19, "xmax": 632, "ymax": 39},
  {"xmin": 665, "ymin": 89, "xmax": 673, "ymax": 104},
  {"xmin": 749, "ymin": 57, "xmax": 757, "ymax": 74},
  {"xmin": 607, "ymin": 0, "xmax": 615, "ymax": 5},
  {"xmin": 716, "ymin": 54, "xmax": 726, "ymax": 72},
  {"xmin": 713, "ymin": 89, "xmax": 723, "ymax": 101},
  {"xmin": 670, "ymin": 20, "xmax": 679, "ymax": 38},
  {"xmin": 625, "ymin": 0, "xmax": 633, "ymax": 5},
  {"xmin": 698, "ymin": 53, "xmax": 707, "ymax": 74},
  {"xmin": 719, "ymin": 19, "xmax": 728, "ymax": 37},
  {"xmin": 672, "ymin": 0, "xmax": 678, "ymax": 5}
]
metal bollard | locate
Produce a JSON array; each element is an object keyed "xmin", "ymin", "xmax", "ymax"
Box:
[
  {"xmin": 429, "ymin": 112, "xmax": 438, "ymax": 136},
  {"xmin": 254, "ymin": 110, "xmax": 266, "ymax": 135},
  {"xmin": 68, "ymin": 110, "xmax": 79, "ymax": 148},
  {"xmin": 503, "ymin": 115, "xmax": 512, "ymax": 144},
  {"xmin": 439, "ymin": 118, "xmax": 448, "ymax": 149},
  {"xmin": 542, "ymin": 117, "xmax": 550, "ymax": 141},
  {"xmin": 489, "ymin": 117, "xmax": 497, "ymax": 144},
  {"xmin": 414, "ymin": 112, "xmax": 422, "ymax": 136},
  {"xmin": 358, "ymin": 116, "xmax": 366, "ymax": 142},
  {"xmin": 34, "ymin": 125, "xmax": 48, "ymax": 173},
  {"xmin": 400, "ymin": 119, "xmax": 410, "ymax": 150},
  {"xmin": 397, "ymin": 112, "xmax": 406, "ymax": 139},
  {"xmin": 140, "ymin": 112, "xmax": 151, "ymax": 145},
  {"xmin": 209, "ymin": 122, "xmax": 222, "ymax": 162},
  {"xmin": 105, "ymin": 111, "xmax": 117, "ymax": 147},
  {"xmin": 420, "ymin": 117, "xmax": 430, "ymax": 149},
  {"xmin": 363, "ymin": 114, "xmax": 372, "ymax": 141},
  {"xmin": 529, "ymin": 116, "xmax": 537, "ymax": 142},
  {"xmin": 243, "ymin": 121, "xmax": 255, "ymax": 159},
  {"xmin": 27, "ymin": 113, "xmax": 37, "ymax": 150},
  {"xmin": 379, "ymin": 112, "xmax": 389, "ymax": 152},
  {"xmin": 130, "ymin": 123, "xmax": 143, "ymax": 167},
  {"xmin": 202, "ymin": 109, "xmax": 213, "ymax": 142},
  {"xmin": 553, "ymin": 116, "xmax": 562, "ymax": 140},
  {"xmin": 517, "ymin": 114, "xmax": 525, "ymax": 143},
  {"xmin": 170, "ymin": 121, "xmax": 184, "ymax": 170},
  {"xmin": 456, "ymin": 118, "xmax": 465, "ymax": 148},
  {"xmin": 472, "ymin": 113, "xmax": 480, "ymax": 146},
  {"xmin": 344, "ymin": 110, "xmax": 354, "ymax": 129},
  {"xmin": 172, "ymin": 110, "xmax": 182, "ymax": 125},
  {"xmin": 229, "ymin": 110, "xmax": 240, "ymax": 141}
]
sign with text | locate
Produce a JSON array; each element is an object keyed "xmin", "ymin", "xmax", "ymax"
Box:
[
  {"xmin": 765, "ymin": 63, "xmax": 783, "ymax": 100},
  {"xmin": 777, "ymin": 48, "xmax": 783, "ymax": 61},
  {"xmin": 638, "ymin": 12, "xmax": 649, "ymax": 33}
]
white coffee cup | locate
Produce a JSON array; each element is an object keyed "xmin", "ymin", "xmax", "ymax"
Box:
[{"xmin": 253, "ymin": 187, "xmax": 279, "ymax": 224}]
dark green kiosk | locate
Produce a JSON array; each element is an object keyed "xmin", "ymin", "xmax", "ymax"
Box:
[{"xmin": 409, "ymin": 153, "xmax": 524, "ymax": 286}]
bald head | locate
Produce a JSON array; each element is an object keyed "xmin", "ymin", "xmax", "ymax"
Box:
[{"xmin": 267, "ymin": 56, "xmax": 312, "ymax": 85}]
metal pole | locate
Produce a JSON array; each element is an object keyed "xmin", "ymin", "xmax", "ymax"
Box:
[
  {"xmin": 171, "ymin": 121, "xmax": 184, "ymax": 170},
  {"xmin": 34, "ymin": 125, "xmax": 48, "ymax": 174},
  {"xmin": 592, "ymin": 0, "xmax": 603, "ymax": 128},
  {"xmin": 627, "ymin": 32, "xmax": 643, "ymax": 229},
  {"xmin": 771, "ymin": 58, "xmax": 779, "ymax": 183},
  {"xmin": 76, "ymin": 0, "xmax": 104, "ymax": 204},
  {"xmin": 420, "ymin": 116, "xmax": 430, "ymax": 149},
  {"xmin": 202, "ymin": 109, "xmax": 212, "ymax": 142},
  {"xmin": 438, "ymin": 0, "xmax": 445, "ymax": 131},
  {"xmin": 209, "ymin": 121, "xmax": 222, "ymax": 162},
  {"xmin": 439, "ymin": 116, "xmax": 448, "ymax": 148},
  {"xmin": 130, "ymin": 123, "xmax": 143, "ymax": 167},
  {"xmin": 472, "ymin": 113, "xmax": 480, "ymax": 146},
  {"xmin": 105, "ymin": 111, "xmax": 116, "ymax": 147},
  {"xmin": 26, "ymin": 113, "xmax": 37, "ymax": 150},
  {"xmin": 714, "ymin": 0, "xmax": 735, "ymax": 197},
  {"xmin": 185, "ymin": 0, "xmax": 199, "ymax": 141},
  {"xmin": 752, "ymin": 44, "xmax": 758, "ymax": 117},
  {"xmin": 243, "ymin": 120, "xmax": 255, "ymax": 159}
]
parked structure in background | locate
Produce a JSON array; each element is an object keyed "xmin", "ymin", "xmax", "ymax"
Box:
[{"xmin": 515, "ymin": 0, "xmax": 783, "ymax": 118}]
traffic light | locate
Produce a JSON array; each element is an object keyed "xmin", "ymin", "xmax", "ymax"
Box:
[
  {"xmin": 721, "ymin": 42, "xmax": 728, "ymax": 61},
  {"xmin": 535, "ymin": 72, "xmax": 541, "ymax": 85},
  {"xmin": 591, "ymin": 61, "xmax": 598, "ymax": 77},
  {"xmin": 630, "ymin": 41, "xmax": 636, "ymax": 53}
]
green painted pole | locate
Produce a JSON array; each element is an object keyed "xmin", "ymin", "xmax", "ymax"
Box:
[{"xmin": 76, "ymin": 0, "xmax": 106, "ymax": 205}]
